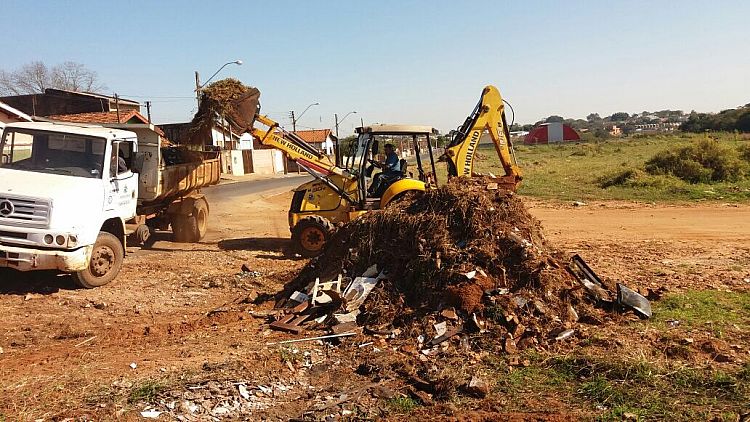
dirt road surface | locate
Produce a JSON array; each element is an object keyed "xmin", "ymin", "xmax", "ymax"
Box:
[{"xmin": 0, "ymin": 183, "xmax": 748, "ymax": 420}]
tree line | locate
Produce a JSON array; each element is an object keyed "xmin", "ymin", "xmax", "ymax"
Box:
[
  {"xmin": 680, "ymin": 106, "xmax": 750, "ymax": 133},
  {"xmin": 0, "ymin": 61, "xmax": 106, "ymax": 96}
]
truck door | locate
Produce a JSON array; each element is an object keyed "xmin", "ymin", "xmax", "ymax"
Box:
[{"xmin": 106, "ymin": 140, "xmax": 138, "ymax": 218}]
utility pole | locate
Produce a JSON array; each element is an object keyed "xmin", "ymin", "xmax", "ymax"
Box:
[
  {"xmin": 194, "ymin": 71, "xmax": 201, "ymax": 106},
  {"xmin": 145, "ymin": 101, "xmax": 152, "ymax": 123},
  {"xmin": 334, "ymin": 113, "xmax": 340, "ymax": 166},
  {"xmin": 290, "ymin": 111, "xmax": 296, "ymax": 132},
  {"xmin": 114, "ymin": 93, "xmax": 121, "ymax": 123},
  {"xmin": 360, "ymin": 117, "xmax": 364, "ymax": 128}
]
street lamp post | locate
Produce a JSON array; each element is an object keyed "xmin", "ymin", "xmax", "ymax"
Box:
[
  {"xmin": 194, "ymin": 60, "xmax": 243, "ymax": 106},
  {"xmin": 290, "ymin": 102, "xmax": 319, "ymax": 132},
  {"xmin": 334, "ymin": 111, "xmax": 357, "ymax": 165}
]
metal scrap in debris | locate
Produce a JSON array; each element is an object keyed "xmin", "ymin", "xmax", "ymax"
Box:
[
  {"xmin": 569, "ymin": 254, "xmax": 603, "ymax": 285},
  {"xmin": 568, "ymin": 254, "xmax": 652, "ymax": 318},
  {"xmin": 266, "ymin": 332, "xmax": 357, "ymax": 345},
  {"xmin": 555, "ymin": 329, "xmax": 575, "ymax": 341},
  {"xmin": 616, "ymin": 283, "xmax": 652, "ymax": 319}
]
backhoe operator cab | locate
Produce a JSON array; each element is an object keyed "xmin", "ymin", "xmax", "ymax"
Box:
[
  {"xmin": 346, "ymin": 125, "xmax": 439, "ymax": 201},
  {"xmin": 290, "ymin": 124, "xmax": 438, "ymax": 257}
]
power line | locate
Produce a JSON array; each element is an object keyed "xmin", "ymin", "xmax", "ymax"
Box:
[
  {"xmin": 137, "ymin": 99, "xmax": 195, "ymax": 103},
  {"xmin": 118, "ymin": 94, "xmax": 195, "ymax": 99}
]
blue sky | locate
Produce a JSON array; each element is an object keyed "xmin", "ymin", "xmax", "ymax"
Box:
[{"xmin": 2, "ymin": 0, "xmax": 748, "ymax": 134}]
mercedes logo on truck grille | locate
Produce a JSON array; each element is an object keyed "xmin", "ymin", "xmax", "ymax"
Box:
[{"xmin": 0, "ymin": 200, "xmax": 14, "ymax": 217}]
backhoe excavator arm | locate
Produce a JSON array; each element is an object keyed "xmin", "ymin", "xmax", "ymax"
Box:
[
  {"xmin": 442, "ymin": 85, "xmax": 522, "ymax": 190},
  {"xmin": 249, "ymin": 114, "xmax": 357, "ymax": 202}
]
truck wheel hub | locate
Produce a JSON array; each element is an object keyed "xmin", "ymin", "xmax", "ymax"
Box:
[{"xmin": 91, "ymin": 246, "xmax": 115, "ymax": 277}]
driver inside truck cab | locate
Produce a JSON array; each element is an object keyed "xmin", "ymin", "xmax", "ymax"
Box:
[{"xmin": 111, "ymin": 141, "xmax": 133, "ymax": 176}]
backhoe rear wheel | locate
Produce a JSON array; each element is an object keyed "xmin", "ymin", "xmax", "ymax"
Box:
[{"xmin": 292, "ymin": 216, "xmax": 334, "ymax": 258}]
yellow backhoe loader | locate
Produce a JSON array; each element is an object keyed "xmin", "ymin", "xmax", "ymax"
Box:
[{"xmin": 233, "ymin": 85, "xmax": 522, "ymax": 256}]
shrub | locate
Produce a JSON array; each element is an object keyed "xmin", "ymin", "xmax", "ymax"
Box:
[
  {"xmin": 645, "ymin": 139, "xmax": 748, "ymax": 183},
  {"xmin": 598, "ymin": 168, "xmax": 640, "ymax": 188},
  {"xmin": 738, "ymin": 143, "xmax": 750, "ymax": 162},
  {"xmin": 598, "ymin": 168, "xmax": 687, "ymax": 190}
]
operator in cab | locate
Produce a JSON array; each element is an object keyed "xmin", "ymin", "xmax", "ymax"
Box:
[{"xmin": 367, "ymin": 143, "xmax": 401, "ymax": 196}]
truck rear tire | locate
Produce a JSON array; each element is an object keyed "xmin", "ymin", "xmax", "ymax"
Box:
[
  {"xmin": 291, "ymin": 215, "xmax": 334, "ymax": 257},
  {"xmin": 172, "ymin": 215, "xmax": 188, "ymax": 243},
  {"xmin": 171, "ymin": 198, "xmax": 208, "ymax": 243},
  {"xmin": 191, "ymin": 198, "xmax": 209, "ymax": 241},
  {"xmin": 74, "ymin": 232, "xmax": 124, "ymax": 288},
  {"xmin": 130, "ymin": 224, "xmax": 151, "ymax": 246}
]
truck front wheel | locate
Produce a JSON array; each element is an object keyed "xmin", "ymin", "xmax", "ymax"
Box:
[{"xmin": 74, "ymin": 232, "xmax": 124, "ymax": 288}]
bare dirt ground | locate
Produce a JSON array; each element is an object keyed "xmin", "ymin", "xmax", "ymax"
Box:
[{"xmin": 0, "ymin": 188, "xmax": 748, "ymax": 421}]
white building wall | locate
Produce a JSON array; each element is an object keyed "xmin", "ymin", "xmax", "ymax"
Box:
[
  {"xmin": 230, "ymin": 150, "xmax": 245, "ymax": 176},
  {"xmin": 239, "ymin": 133, "xmax": 253, "ymax": 150},
  {"xmin": 252, "ymin": 150, "xmax": 277, "ymax": 174},
  {"xmin": 272, "ymin": 150, "xmax": 285, "ymax": 173},
  {"xmin": 547, "ymin": 123, "xmax": 564, "ymax": 143}
]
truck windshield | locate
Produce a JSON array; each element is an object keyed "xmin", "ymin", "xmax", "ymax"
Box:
[{"xmin": 1, "ymin": 129, "xmax": 106, "ymax": 178}]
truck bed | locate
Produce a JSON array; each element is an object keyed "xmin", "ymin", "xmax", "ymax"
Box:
[{"xmin": 158, "ymin": 156, "xmax": 220, "ymax": 200}]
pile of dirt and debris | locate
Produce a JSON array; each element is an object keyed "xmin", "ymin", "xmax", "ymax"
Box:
[
  {"xmin": 269, "ymin": 176, "xmax": 650, "ymax": 369},
  {"xmin": 161, "ymin": 145, "xmax": 207, "ymax": 165},
  {"xmin": 186, "ymin": 78, "xmax": 260, "ymax": 146}
]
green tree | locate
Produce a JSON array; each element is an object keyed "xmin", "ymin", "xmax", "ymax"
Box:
[
  {"xmin": 338, "ymin": 135, "xmax": 358, "ymax": 156},
  {"xmin": 736, "ymin": 110, "xmax": 750, "ymax": 132},
  {"xmin": 610, "ymin": 112, "xmax": 630, "ymax": 122},
  {"xmin": 586, "ymin": 113, "xmax": 601, "ymax": 122}
]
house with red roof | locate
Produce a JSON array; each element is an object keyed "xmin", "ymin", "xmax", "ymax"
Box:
[
  {"xmin": 294, "ymin": 129, "xmax": 335, "ymax": 155},
  {"xmin": 0, "ymin": 88, "xmax": 140, "ymax": 118},
  {"xmin": 0, "ymin": 100, "xmax": 33, "ymax": 124}
]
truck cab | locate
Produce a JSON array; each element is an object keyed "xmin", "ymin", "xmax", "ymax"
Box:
[{"xmin": 0, "ymin": 122, "xmax": 139, "ymax": 287}]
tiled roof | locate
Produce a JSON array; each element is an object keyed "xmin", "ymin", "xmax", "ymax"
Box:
[
  {"xmin": 45, "ymin": 88, "xmax": 140, "ymax": 106},
  {"xmin": 47, "ymin": 111, "xmax": 165, "ymax": 136},
  {"xmin": 293, "ymin": 129, "xmax": 331, "ymax": 143},
  {"xmin": 47, "ymin": 110, "xmax": 149, "ymax": 124}
]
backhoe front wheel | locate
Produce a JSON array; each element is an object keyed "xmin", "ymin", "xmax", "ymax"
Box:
[
  {"xmin": 74, "ymin": 232, "xmax": 124, "ymax": 288},
  {"xmin": 292, "ymin": 216, "xmax": 334, "ymax": 257}
]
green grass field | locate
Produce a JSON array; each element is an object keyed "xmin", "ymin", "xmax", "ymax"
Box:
[{"xmin": 470, "ymin": 133, "xmax": 750, "ymax": 202}]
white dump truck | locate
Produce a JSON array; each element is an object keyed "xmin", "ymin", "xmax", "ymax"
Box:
[{"xmin": 0, "ymin": 121, "xmax": 220, "ymax": 287}]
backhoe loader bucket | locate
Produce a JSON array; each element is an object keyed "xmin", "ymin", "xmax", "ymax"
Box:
[{"xmin": 228, "ymin": 88, "xmax": 261, "ymax": 132}]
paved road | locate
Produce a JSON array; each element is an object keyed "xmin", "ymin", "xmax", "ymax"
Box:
[{"xmin": 204, "ymin": 175, "xmax": 312, "ymax": 203}]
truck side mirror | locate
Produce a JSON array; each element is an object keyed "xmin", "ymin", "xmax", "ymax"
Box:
[
  {"xmin": 132, "ymin": 152, "xmax": 146, "ymax": 174},
  {"xmin": 1, "ymin": 154, "xmax": 9, "ymax": 164}
]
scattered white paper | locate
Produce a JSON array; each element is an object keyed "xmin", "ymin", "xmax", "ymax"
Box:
[
  {"xmin": 140, "ymin": 410, "xmax": 162, "ymax": 418},
  {"xmin": 433, "ymin": 321, "xmax": 447, "ymax": 337},
  {"xmin": 238, "ymin": 384, "xmax": 250, "ymax": 400},
  {"xmin": 289, "ymin": 291, "xmax": 309, "ymax": 303}
]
